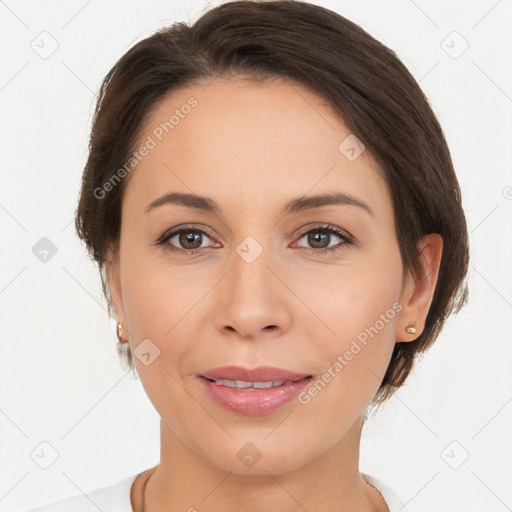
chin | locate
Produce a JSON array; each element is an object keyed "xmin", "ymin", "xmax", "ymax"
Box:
[{"xmin": 202, "ymin": 439, "xmax": 316, "ymax": 476}]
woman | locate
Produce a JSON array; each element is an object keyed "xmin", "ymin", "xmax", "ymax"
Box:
[{"xmin": 27, "ymin": 0, "xmax": 469, "ymax": 510}]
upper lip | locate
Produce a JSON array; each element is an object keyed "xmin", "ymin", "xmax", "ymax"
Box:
[{"xmin": 199, "ymin": 366, "xmax": 312, "ymax": 382}]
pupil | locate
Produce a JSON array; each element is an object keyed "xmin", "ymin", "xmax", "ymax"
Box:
[
  {"xmin": 309, "ymin": 231, "xmax": 328, "ymax": 248},
  {"xmin": 180, "ymin": 231, "xmax": 201, "ymax": 249}
]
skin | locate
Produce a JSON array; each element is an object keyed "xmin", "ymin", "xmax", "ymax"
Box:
[{"xmin": 105, "ymin": 76, "xmax": 443, "ymax": 512}]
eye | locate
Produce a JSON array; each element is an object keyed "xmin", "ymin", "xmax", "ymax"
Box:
[
  {"xmin": 294, "ymin": 224, "xmax": 354, "ymax": 254},
  {"xmin": 154, "ymin": 223, "xmax": 354, "ymax": 256},
  {"xmin": 155, "ymin": 224, "xmax": 218, "ymax": 254}
]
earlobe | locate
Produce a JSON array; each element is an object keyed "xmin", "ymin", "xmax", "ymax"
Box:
[
  {"xmin": 396, "ymin": 234, "xmax": 443, "ymax": 342},
  {"xmin": 405, "ymin": 321, "xmax": 417, "ymax": 334}
]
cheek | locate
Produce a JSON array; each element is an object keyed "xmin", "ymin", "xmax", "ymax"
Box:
[
  {"xmin": 119, "ymin": 250, "xmax": 214, "ymax": 385},
  {"xmin": 298, "ymin": 258, "xmax": 402, "ymax": 406},
  {"xmin": 296, "ymin": 304, "xmax": 398, "ymax": 434},
  {"xmin": 119, "ymin": 233, "xmax": 198, "ymax": 338},
  {"xmin": 120, "ymin": 263, "xmax": 201, "ymax": 422},
  {"xmin": 122, "ymin": 272, "xmax": 169, "ymax": 340},
  {"xmin": 121, "ymin": 225, "xmax": 402, "ymax": 390}
]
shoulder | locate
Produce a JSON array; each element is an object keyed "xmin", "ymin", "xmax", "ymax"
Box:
[
  {"xmin": 22, "ymin": 473, "xmax": 139, "ymax": 512},
  {"xmin": 361, "ymin": 472, "xmax": 409, "ymax": 512}
]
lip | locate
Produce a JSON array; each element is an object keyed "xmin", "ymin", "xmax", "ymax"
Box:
[
  {"xmin": 197, "ymin": 366, "xmax": 312, "ymax": 416},
  {"xmin": 199, "ymin": 365, "xmax": 311, "ymax": 382}
]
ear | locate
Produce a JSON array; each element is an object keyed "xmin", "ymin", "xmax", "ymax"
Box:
[
  {"xmin": 104, "ymin": 247, "xmax": 126, "ymax": 325},
  {"xmin": 396, "ymin": 233, "xmax": 443, "ymax": 342}
]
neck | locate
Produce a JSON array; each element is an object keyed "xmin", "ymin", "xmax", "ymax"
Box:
[{"xmin": 140, "ymin": 415, "xmax": 387, "ymax": 512}]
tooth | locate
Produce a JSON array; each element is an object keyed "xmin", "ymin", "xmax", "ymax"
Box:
[
  {"xmin": 252, "ymin": 381, "xmax": 273, "ymax": 389},
  {"xmin": 235, "ymin": 380, "xmax": 252, "ymax": 388},
  {"xmin": 212, "ymin": 379, "xmax": 287, "ymax": 389},
  {"xmin": 252, "ymin": 382, "xmax": 271, "ymax": 389},
  {"xmin": 215, "ymin": 379, "xmax": 238, "ymax": 388}
]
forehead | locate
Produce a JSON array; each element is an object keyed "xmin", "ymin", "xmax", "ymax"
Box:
[{"xmin": 124, "ymin": 77, "xmax": 391, "ymax": 220}]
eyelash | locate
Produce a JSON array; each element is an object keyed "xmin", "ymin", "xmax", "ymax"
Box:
[{"xmin": 154, "ymin": 223, "xmax": 354, "ymax": 256}]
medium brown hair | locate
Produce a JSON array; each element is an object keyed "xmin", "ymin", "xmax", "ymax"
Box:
[{"xmin": 75, "ymin": 0, "xmax": 469, "ymax": 408}]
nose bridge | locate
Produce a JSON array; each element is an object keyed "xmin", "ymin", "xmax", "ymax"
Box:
[
  {"xmin": 214, "ymin": 233, "xmax": 290, "ymax": 337},
  {"xmin": 229, "ymin": 236, "xmax": 275, "ymax": 309}
]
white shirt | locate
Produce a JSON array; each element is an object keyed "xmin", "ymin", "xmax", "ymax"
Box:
[{"xmin": 24, "ymin": 472, "xmax": 409, "ymax": 511}]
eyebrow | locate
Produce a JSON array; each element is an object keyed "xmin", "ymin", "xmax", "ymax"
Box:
[{"xmin": 144, "ymin": 191, "xmax": 374, "ymax": 217}]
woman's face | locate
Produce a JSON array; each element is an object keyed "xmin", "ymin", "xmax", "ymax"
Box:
[{"xmin": 107, "ymin": 77, "xmax": 433, "ymax": 474}]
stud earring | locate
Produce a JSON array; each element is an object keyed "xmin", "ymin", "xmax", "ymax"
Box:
[
  {"xmin": 116, "ymin": 322, "xmax": 129, "ymax": 343},
  {"xmin": 405, "ymin": 321, "xmax": 417, "ymax": 334}
]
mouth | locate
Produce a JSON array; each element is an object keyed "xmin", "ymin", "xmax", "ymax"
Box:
[{"xmin": 196, "ymin": 366, "xmax": 313, "ymax": 416}]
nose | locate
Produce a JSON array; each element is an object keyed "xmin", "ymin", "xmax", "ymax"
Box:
[{"xmin": 213, "ymin": 247, "xmax": 292, "ymax": 340}]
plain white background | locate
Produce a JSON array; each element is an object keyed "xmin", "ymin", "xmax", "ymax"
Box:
[{"xmin": 1, "ymin": 0, "xmax": 511, "ymax": 511}]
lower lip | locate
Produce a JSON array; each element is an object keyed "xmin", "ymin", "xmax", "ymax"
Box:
[{"xmin": 199, "ymin": 376, "xmax": 312, "ymax": 416}]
